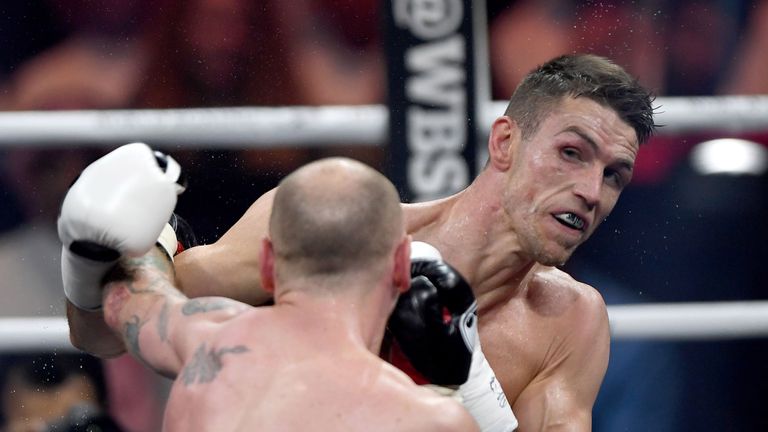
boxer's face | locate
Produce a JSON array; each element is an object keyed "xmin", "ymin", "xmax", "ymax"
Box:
[{"xmin": 503, "ymin": 97, "xmax": 638, "ymax": 266}]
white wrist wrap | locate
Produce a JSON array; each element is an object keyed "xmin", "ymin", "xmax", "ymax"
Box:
[
  {"xmin": 156, "ymin": 223, "xmax": 178, "ymax": 261},
  {"xmin": 458, "ymin": 344, "xmax": 518, "ymax": 432},
  {"xmin": 61, "ymin": 246, "xmax": 116, "ymax": 311},
  {"xmin": 410, "ymin": 241, "xmax": 443, "ymax": 261}
]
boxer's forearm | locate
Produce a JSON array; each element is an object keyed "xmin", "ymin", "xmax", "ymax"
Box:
[
  {"xmin": 172, "ymin": 188, "xmax": 277, "ymax": 306},
  {"xmin": 66, "ymin": 300, "xmax": 127, "ymax": 358},
  {"xmin": 102, "ymin": 249, "xmax": 186, "ymax": 376},
  {"xmin": 67, "ymin": 250, "xmax": 178, "ymax": 358},
  {"xmin": 174, "ymin": 244, "xmax": 272, "ymax": 305}
]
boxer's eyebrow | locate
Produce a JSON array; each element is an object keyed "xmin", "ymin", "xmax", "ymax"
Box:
[
  {"xmin": 564, "ymin": 125, "xmax": 635, "ymax": 172},
  {"xmin": 563, "ymin": 126, "xmax": 597, "ymax": 147}
]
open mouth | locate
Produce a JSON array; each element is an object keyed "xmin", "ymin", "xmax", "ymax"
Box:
[{"xmin": 553, "ymin": 212, "xmax": 585, "ymax": 231}]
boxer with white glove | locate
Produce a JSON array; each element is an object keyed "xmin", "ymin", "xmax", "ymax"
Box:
[
  {"xmin": 388, "ymin": 241, "xmax": 518, "ymax": 432},
  {"xmin": 58, "ymin": 142, "xmax": 185, "ymax": 311}
]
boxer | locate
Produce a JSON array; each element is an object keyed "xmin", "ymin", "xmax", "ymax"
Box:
[{"xmin": 59, "ymin": 147, "xmax": 478, "ymax": 431}]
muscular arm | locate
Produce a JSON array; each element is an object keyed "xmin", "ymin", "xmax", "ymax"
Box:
[
  {"xmin": 102, "ymin": 247, "xmax": 251, "ymax": 378},
  {"xmin": 174, "ymin": 189, "xmax": 276, "ymax": 305},
  {"xmin": 512, "ymin": 288, "xmax": 610, "ymax": 431},
  {"xmin": 67, "ymin": 302, "xmax": 126, "ymax": 358},
  {"xmin": 67, "ymin": 189, "xmax": 275, "ymax": 356}
]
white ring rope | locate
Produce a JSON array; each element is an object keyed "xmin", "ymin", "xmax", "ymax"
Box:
[
  {"xmin": 0, "ymin": 95, "xmax": 766, "ymax": 350},
  {"xmin": 0, "ymin": 105, "xmax": 388, "ymax": 148},
  {"xmin": 608, "ymin": 301, "xmax": 768, "ymax": 340},
  {"xmin": 0, "ymin": 317, "xmax": 73, "ymax": 353},
  {"xmin": 1, "ymin": 301, "xmax": 768, "ymax": 353},
  {"xmin": 0, "ymin": 96, "xmax": 766, "ymax": 148}
]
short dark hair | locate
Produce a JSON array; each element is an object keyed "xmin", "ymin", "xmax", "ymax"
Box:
[{"xmin": 504, "ymin": 54, "xmax": 657, "ymax": 144}]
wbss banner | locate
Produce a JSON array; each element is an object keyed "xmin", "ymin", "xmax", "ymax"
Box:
[{"xmin": 385, "ymin": 0, "xmax": 484, "ymax": 202}]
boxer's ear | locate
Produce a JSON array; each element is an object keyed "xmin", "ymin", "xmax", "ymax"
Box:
[
  {"xmin": 487, "ymin": 116, "xmax": 520, "ymax": 171},
  {"xmin": 259, "ymin": 238, "xmax": 276, "ymax": 294},
  {"xmin": 393, "ymin": 235, "xmax": 411, "ymax": 293}
]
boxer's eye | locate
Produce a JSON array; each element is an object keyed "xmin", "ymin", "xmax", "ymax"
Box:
[{"xmin": 561, "ymin": 147, "xmax": 581, "ymax": 161}]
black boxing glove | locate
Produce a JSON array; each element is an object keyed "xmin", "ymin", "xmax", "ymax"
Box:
[
  {"xmin": 387, "ymin": 241, "xmax": 477, "ymax": 386},
  {"xmin": 388, "ymin": 242, "xmax": 519, "ymax": 432}
]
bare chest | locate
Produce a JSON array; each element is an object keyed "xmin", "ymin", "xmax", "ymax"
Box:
[{"xmin": 476, "ymin": 299, "xmax": 543, "ymax": 402}]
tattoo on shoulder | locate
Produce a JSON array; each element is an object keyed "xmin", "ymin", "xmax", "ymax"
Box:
[
  {"xmin": 180, "ymin": 343, "xmax": 249, "ymax": 386},
  {"xmin": 182, "ymin": 298, "xmax": 240, "ymax": 316}
]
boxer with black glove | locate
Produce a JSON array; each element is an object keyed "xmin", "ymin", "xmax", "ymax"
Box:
[{"xmin": 388, "ymin": 242, "xmax": 518, "ymax": 432}]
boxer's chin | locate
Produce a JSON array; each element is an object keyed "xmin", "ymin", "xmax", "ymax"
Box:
[
  {"xmin": 528, "ymin": 238, "xmax": 577, "ymax": 267},
  {"xmin": 535, "ymin": 250, "xmax": 572, "ymax": 268}
]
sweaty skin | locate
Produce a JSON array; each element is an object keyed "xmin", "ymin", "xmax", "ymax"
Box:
[
  {"xmin": 398, "ymin": 97, "xmax": 632, "ymax": 430},
  {"xmin": 71, "ymin": 96, "xmax": 637, "ymax": 431},
  {"xmin": 82, "ymin": 158, "xmax": 479, "ymax": 432},
  {"xmin": 98, "ymin": 246, "xmax": 477, "ymax": 432}
]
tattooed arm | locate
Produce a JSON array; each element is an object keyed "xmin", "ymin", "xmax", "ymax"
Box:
[{"xmin": 101, "ymin": 247, "xmax": 251, "ymax": 378}]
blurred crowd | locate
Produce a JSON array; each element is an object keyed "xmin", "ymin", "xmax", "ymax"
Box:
[{"xmin": 0, "ymin": 0, "xmax": 766, "ymax": 431}]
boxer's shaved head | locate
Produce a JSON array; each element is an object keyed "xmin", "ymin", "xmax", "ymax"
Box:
[{"xmin": 270, "ymin": 158, "xmax": 404, "ymax": 279}]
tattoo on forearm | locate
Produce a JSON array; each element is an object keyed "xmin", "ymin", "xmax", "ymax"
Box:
[
  {"xmin": 182, "ymin": 298, "xmax": 234, "ymax": 316},
  {"xmin": 108, "ymin": 252, "xmax": 183, "ymax": 301},
  {"xmin": 108, "ymin": 253, "xmax": 175, "ymax": 296},
  {"xmin": 124, "ymin": 253, "xmax": 173, "ymax": 275},
  {"xmin": 180, "ymin": 343, "xmax": 249, "ymax": 386},
  {"xmin": 124, "ymin": 315, "xmax": 147, "ymax": 362},
  {"xmin": 157, "ymin": 301, "xmax": 170, "ymax": 343}
]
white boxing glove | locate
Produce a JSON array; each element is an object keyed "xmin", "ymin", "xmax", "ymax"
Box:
[{"xmin": 58, "ymin": 143, "xmax": 184, "ymax": 310}]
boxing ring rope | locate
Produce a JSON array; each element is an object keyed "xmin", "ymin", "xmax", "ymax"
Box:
[
  {"xmin": 2, "ymin": 300, "xmax": 768, "ymax": 353},
  {"xmin": 1, "ymin": 94, "xmax": 767, "ymax": 352},
  {"xmin": 1, "ymin": 96, "xmax": 768, "ymax": 148}
]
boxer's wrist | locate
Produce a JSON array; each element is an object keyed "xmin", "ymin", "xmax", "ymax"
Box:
[
  {"xmin": 67, "ymin": 301, "xmax": 127, "ymax": 357},
  {"xmin": 156, "ymin": 223, "xmax": 178, "ymax": 262}
]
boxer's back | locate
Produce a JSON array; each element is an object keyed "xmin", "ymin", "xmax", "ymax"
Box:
[{"xmin": 162, "ymin": 306, "xmax": 475, "ymax": 432}]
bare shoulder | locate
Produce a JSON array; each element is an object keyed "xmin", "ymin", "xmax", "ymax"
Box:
[
  {"xmin": 524, "ymin": 265, "xmax": 611, "ymax": 366},
  {"xmin": 528, "ymin": 265, "xmax": 608, "ymax": 322},
  {"xmin": 527, "ymin": 265, "xmax": 610, "ymax": 373},
  {"xmin": 377, "ymin": 364, "xmax": 479, "ymax": 432},
  {"xmin": 508, "ymin": 266, "xmax": 610, "ymax": 428},
  {"xmin": 217, "ymin": 187, "xmax": 276, "ymax": 245},
  {"xmin": 402, "ymin": 195, "xmax": 455, "ymax": 235}
]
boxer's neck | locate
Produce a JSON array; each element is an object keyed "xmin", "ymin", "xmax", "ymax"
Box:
[
  {"xmin": 405, "ymin": 174, "xmax": 536, "ymax": 302},
  {"xmin": 274, "ymin": 286, "xmax": 389, "ymax": 354}
]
